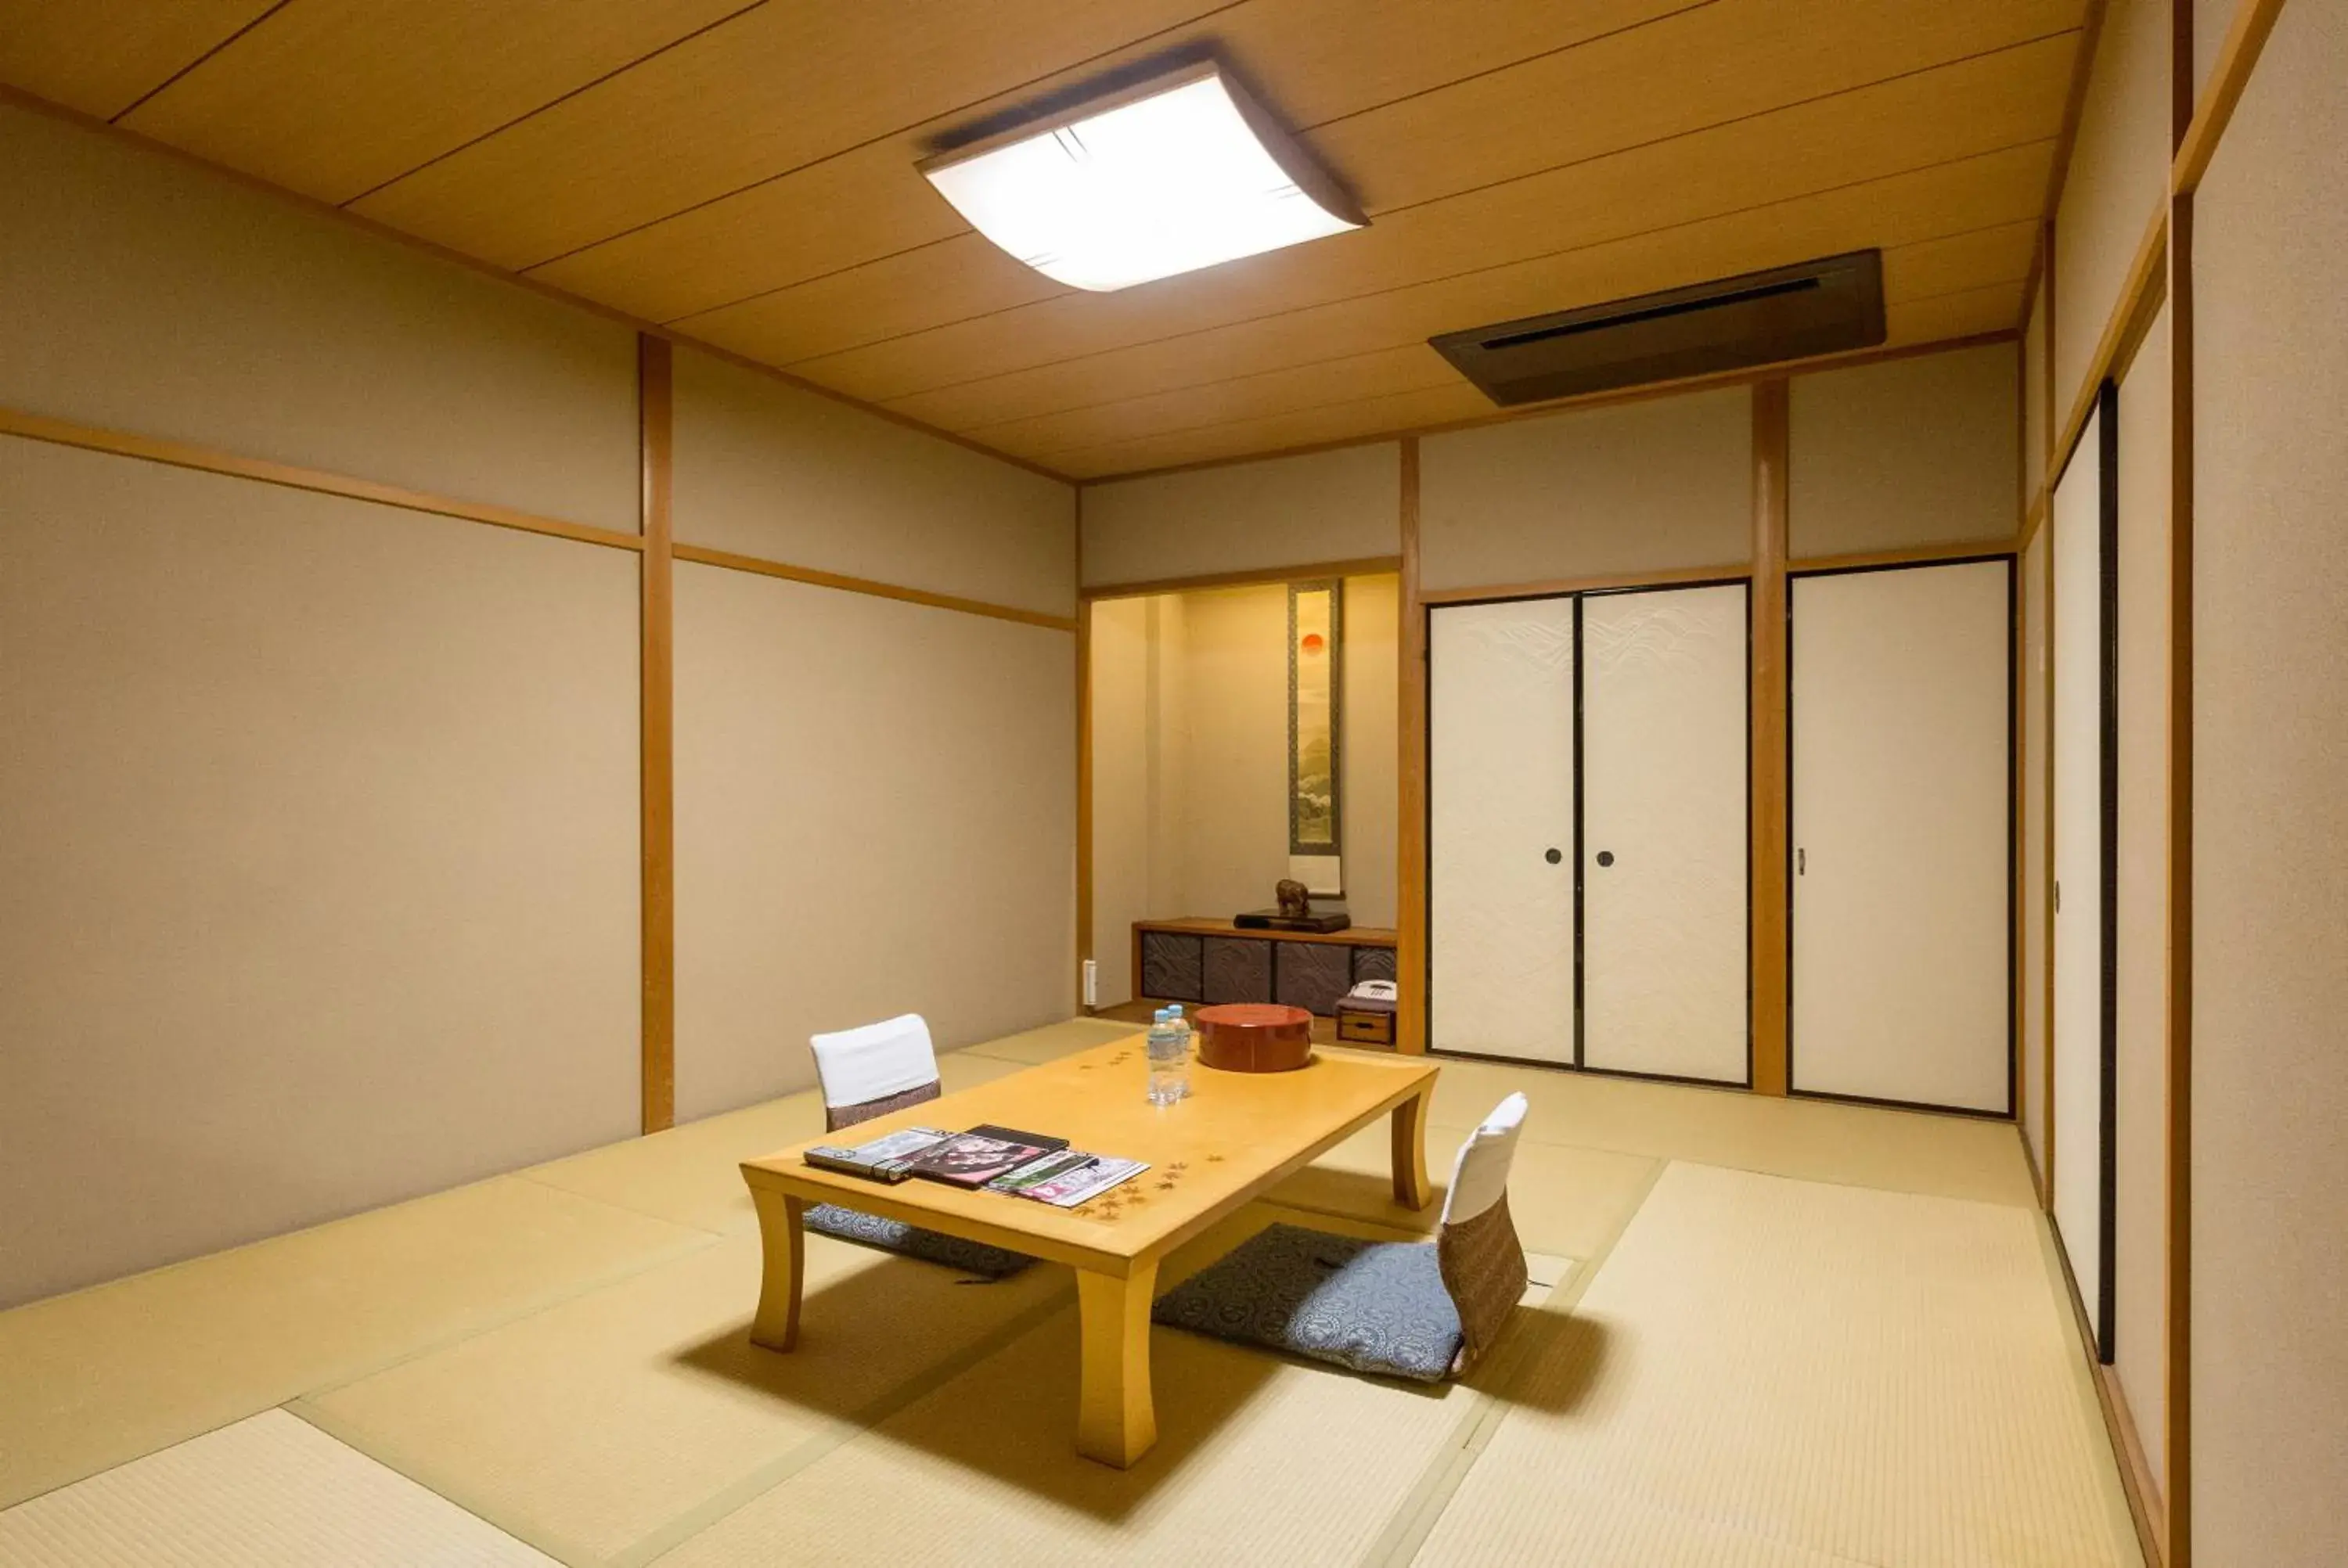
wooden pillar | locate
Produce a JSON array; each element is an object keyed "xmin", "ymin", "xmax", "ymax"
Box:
[
  {"xmin": 1396, "ymin": 437, "xmax": 1428, "ymax": 1054},
  {"xmin": 638, "ymin": 335, "xmax": 676, "ymax": 1134},
  {"xmin": 1749, "ymin": 380, "xmax": 1792, "ymax": 1095}
]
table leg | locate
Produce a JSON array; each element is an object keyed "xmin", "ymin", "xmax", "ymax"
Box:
[
  {"xmin": 747, "ymin": 1189, "xmax": 807, "ymax": 1351},
  {"xmin": 1075, "ymin": 1261, "xmax": 1159, "ymax": 1467},
  {"xmin": 1392, "ymin": 1087, "xmax": 1435, "ymax": 1210}
]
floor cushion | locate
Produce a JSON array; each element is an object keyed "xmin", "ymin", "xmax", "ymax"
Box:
[
  {"xmin": 803, "ymin": 1203, "xmax": 1035, "ymax": 1278},
  {"xmin": 1151, "ymin": 1222, "xmax": 1463, "ymax": 1383}
]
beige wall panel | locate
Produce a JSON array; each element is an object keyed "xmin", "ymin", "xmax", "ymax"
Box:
[
  {"xmin": 1079, "ymin": 444, "xmax": 1402, "ymax": 588},
  {"xmin": 1789, "ymin": 343, "xmax": 2022, "ymax": 557},
  {"xmin": 1087, "ymin": 596, "xmax": 1151, "ymax": 1009},
  {"xmin": 2195, "ymin": 0, "xmax": 2239, "ymax": 101},
  {"xmin": 2026, "ymin": 290, "xmax": 2050, "ymax": 499},
  {"xmin": 2112, "ymin": 301, "xmax": 2170, "ymax": 1492},
  {"xmin": 1168, "ymin": 586, "xmax": 1293, "ymax": 921},
  {"xmin": 2020, "ymin": 529, "xmax": 2050, "ymax": 1182},
  {"xmin": 671, "ymin": 348, "xmax": 1074, "ymax": 617},
  {"xmin": 2052, "ymin": 0, "xmax": 2171, "ymax": 413},
  {"xmin": 1419, "ymin": 387, "xmax": 1752, "ymax": 592},
  {"xmin": 0, "ymin": 438, "xmax": 641, "ymax": 1310},
  {"xmin": 1342, "ymin": 575, "xmax": 1401, "ymax": 930},
  {"xmin": 2191, "ymin": 3, "xmax": 2348, "ymax": 1556},
  {"xmin": 0, "ymin": 103, "xmax": 639, "ymax": 532},
  {"xmin": 672, "ymin": 563, "xmax": 1074, "ymax": 1119}
]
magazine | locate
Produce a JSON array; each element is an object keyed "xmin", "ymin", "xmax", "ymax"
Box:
[
  {"xmin": 985, "ymin": 1148, "xmax": 1095, "ymax": 1193},
  {"xmin": 1014, "ymin": 1155, "xmax": 1149, "ymax": 1208},
  {"xmin": 902, "ymin": 1130, "xmax": 1063, "ymax": 1188},
  {"xmin": 801, "ymin": 1125, "xmax": 951, "ymax": 1183}
]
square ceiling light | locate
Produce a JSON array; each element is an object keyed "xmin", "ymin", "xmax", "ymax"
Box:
[{"xmin": 919, "ymin": 61, "xmax": 1365, "ymax": 293}]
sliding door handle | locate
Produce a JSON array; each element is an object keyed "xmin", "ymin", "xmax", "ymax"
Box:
[{"xmin": 1796, "ymin": 847, "xmax": 1805, "ymax": 876}]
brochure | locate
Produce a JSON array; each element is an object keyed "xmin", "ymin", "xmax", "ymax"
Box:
[{"xmin": 1015, "ymin": 1155, "xmax": 1149, "ymax": 1208}]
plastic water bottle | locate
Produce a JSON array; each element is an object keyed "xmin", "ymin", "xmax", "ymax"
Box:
[{"xmin": 1146, "ymin": 1009, "xmax": 1189, "ymax": 1106}]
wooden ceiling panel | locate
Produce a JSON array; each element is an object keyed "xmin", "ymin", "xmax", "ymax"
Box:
[
  {"xmin": 675, "ymin": 234, "xmax": 1067, "ymax": 369},
  {"xmin": 1059, "ymin": 382, "xmax": 1496, "ymax": 481},
  {"xmin": 886, "ymin": 141, "xmax": 2055, "ymax": 438},
  {"xmin": 528, "ymin": 139, "xmax": 975, "ymax": 323},
  {"xmin": 1877, "ymin": 220, "xmax": 2041, "ymax": 304},
  {"xmin": 987, "ymin": 220, "xmax": 2038, "ymax": 466},
  {"xmin": 0, "ymin": 0, "xmax": 275, "ymax": 118},
  {"xmin": 797, "ymin": 38, "xmax": 2077, "ymax": 407},
  {"xmin": 524, "ymin": 0, "xmax": 1710, "ymax": 325},
  {"xmin": 117, "ymin": 0, "xmax": 754, "ymax": 206},
  {"xmin": 1309, "ymin": 0, "xmax": 2080, "ymax": 216},
  {"xmin": 1046, "ymin": 297, "xmax": 2018, "ymax": 480},
  {"xmin": 984, "ymin": 343, "xmax": 1462, "ymax": 461},
  {"xmin": 348, "ymin": 0, "xmax": 1226, "ymax": 269},
  {"xmin": 0, "ymin": 1, "xmax": 2086, "ymax": 477}
]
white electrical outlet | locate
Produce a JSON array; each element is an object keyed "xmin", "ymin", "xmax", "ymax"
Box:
[{"xmin": 1082, "ymin": 958, "xmax": 1098, "ymax": 1009}]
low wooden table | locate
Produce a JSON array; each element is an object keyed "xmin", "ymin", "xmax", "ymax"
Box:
[{"xmin": 740, "ymin": 1034, "xmax": 1439, "ymax": 1467}]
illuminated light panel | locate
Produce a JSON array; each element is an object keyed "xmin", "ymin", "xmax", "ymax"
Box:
[{"xmin": 920, "ymin": 63, "xmax": 1364, "ymax": 293}]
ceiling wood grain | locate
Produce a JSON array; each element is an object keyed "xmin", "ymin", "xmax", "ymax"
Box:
[{"xmin": 0, "ymin": 0, "xmax": 2087, "ymax": 477}]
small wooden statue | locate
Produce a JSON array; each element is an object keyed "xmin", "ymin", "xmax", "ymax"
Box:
[{"xmin": 1275, "ymin": 878, "xmax": 1312, "ymax": 919}]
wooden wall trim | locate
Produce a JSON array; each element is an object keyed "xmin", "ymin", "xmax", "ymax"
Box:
[
  {"xmin": 638, "ymin": 336, "xmax": 677, "ymax": 1137},
  {"xmin": 1419, "ymin": 562, "xmax": 1752, "ymax": 607},
  {"xmin": 1749, "ymin": 379, "xmax": 1792, "ymax": 1098},
  {"xmin": 1075, "ymin": 489, "xmax": 1095, "ymax": 1016},
  {"xmin": 1396, "ymin": 437, "xmax": 1428, "ymax": 1056},
  {"xmin": 0, "ymin": 404, "xmax": 646, "ymax": 551},
  {"xmin": 672, "ymin": 543, "xmax": 1078, "ymax": 631},
  {"xmin": 1081, "ymin": 556, "xmax": 1403, "ymax": 602},
  {"xmin": 1787, "ymin": 539, "xmax": 2018, "ymax": 575},
  {"xmin": 2163, "ymin": 185, "xmax": 2195, "ymax": 1568},
  {"xmin": 0, "ymin": 401, "xmax": 1070, "ymax": 635},
  {"xmin": 1082, "ymin": 332, "xmax": 2018, "ymax": 487},
  {"xmin": 2173, "ymin": 0, "xmax": 2289, "ymax": 195}
]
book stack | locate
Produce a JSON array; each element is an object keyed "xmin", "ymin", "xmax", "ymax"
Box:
[{"xmin": 803, "ymin": 1124, "xmax": 1147, "ymax": 1209}]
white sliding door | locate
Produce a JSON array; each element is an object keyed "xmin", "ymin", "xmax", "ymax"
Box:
[
  {"xmin": 1791, "ymin": 559, "xmax": 2011, "ymax": 1112},
  {"xmin": 1581, "ymin": 583, "xmax": 1749, "ymax": 1082},
  {"xmin": 1429, "ymin": 597, "xmax": 1576, "ymax": 1062},
  {"xmin": 2051, "ymin": 391, "xmax": 2114, "ymax": 1356}
]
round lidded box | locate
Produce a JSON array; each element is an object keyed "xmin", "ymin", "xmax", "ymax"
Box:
[{"xmin": 1194, "ymin": 1003, "xmax": 1314, "ymax": 1073}]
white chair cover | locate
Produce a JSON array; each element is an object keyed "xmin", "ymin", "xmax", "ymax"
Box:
[
  {"xmin": 1439, "ymin": 1092, "xmax": 1529, "ymax": 1227},
  {"xmin": 808, "ymin": 1013, "xmax": 938, "ymax": 1111}
]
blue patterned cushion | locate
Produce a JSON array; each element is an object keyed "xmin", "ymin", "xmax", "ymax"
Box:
[
  {"xmin": 1151, "ymin": 1223, "xmax": 1462, "ymax": 1383},
  {"xmin": 802, "ymin": 1203, "xmax": 1035, "ymax": 1278}
]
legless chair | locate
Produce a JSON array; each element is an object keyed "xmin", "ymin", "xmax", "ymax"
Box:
[
  {"xmin": 1151, "ymin": 1093, "xmax": 1532, "ymax": 1381},
  {"xmin": 803, "ymin": 1014, "xmax": 1034, "ymax": 1278}
]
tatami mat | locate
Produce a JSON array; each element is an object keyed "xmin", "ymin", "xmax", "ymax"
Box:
[
  {"xmin": 301, "ymin": 1230, "xmax": 1074, "ymax": 1565},
  {"xmin": 960, "ymin": 1016, "xmax": 1140, "ymax": 1064},
  {"xmin": 1413, "ymin": 1162, "xmax": 2139, "ymax": 1567},
  {"xmin": 1272, "ymin": 1113, "xmax": 1663, "ymax": 1261},
  {"xmin": 3, "ymin": 1019, "xmax": 2128, "ymax": 1568},
  {"xmin": 654, "ymin": 1300, "xmax": 1475, "ymax": 1567},
  {"xmin": 1418, "ymin": 1054, "xmax": 2038, "ymax": 1207},
  {"xmin": 520, "ymin": 1050, "xmax": 1026, "ymax": 1235},
  {"xmin": 0, "ymin": 1177, "xmax": 710, "ymax": 1509},
  {"xmin": 0, "ymin": 1410, "xmax": 551, "ymax": 1566}
]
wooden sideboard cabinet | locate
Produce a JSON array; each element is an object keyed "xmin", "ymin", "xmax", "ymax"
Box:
[{"xmin": 1130, "ymin": 918, "xmax": 1399, "ymax": 1018}]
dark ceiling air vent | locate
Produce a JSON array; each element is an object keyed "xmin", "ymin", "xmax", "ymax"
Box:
[{"xmin": 1429, "ymin": 250, "xmax": 1885, "ymax": 406}]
